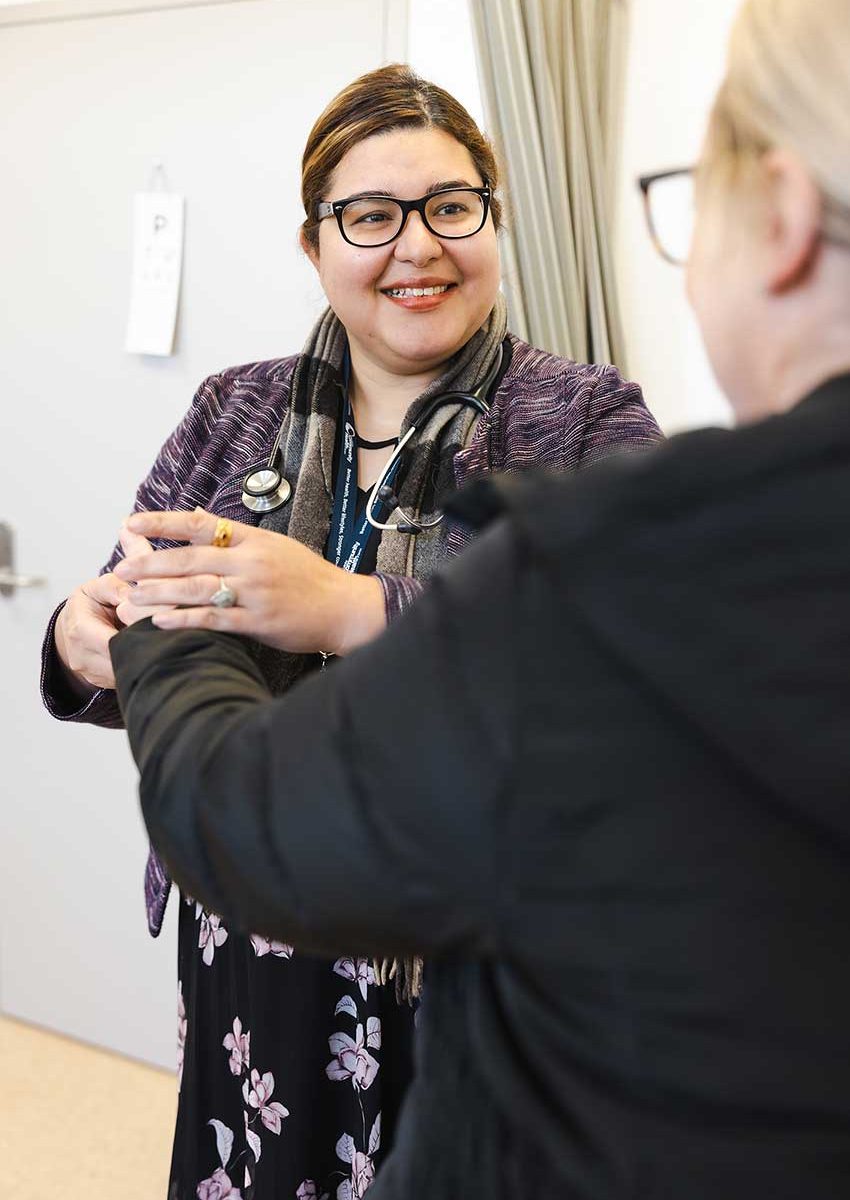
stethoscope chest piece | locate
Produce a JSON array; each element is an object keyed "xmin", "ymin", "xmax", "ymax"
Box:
[
  {"xmin": 241, "ymin": 466, "xmax": 292, "ymax": 514},
  {"xmin": 241, "ymin": 341, "xmax": 504, "ymax": 523}
]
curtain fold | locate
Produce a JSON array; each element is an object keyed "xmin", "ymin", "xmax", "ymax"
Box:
[{"xmin": 469, "ymin": 0, "xmax": 628, "ymax": 369}]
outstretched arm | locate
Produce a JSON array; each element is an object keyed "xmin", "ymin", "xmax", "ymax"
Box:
[{"xmin": 111, "ymin": 519, "xmax": 520, "ymax": 960}]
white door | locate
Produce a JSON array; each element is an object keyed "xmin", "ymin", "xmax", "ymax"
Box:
[{"xmin": 0, "ymin": 0, "xmax": 390, "ymax": 1068}]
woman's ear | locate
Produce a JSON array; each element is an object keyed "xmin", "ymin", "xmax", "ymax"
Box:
[
  {"xmin": 761, "ymin": 148, "xmax": 823, "ymax": 293},
  {"xmin": 299, "ymin": 228, "xmax": 320, "ymax": 270}
]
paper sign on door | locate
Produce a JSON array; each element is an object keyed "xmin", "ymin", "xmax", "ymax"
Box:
[{"xmin": 125, "ymin": 192, "xmax": 184, "ymax": 356}]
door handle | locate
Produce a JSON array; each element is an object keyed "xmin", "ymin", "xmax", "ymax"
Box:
[
  {"xmin": 0, "ymin": 570, "xmax": 47, "ymax": 590},
  {"xmin": 0, "ymin": 522, "xmax": 47, "ymax": 597}
]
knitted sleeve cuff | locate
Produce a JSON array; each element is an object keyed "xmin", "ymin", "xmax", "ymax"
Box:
[
  {"xmin": 373, "ymin": 572, "xmax": 426, "ymax": 624},
  {"xmin": 40, "ymin": 600, "xmax": 124, "ymax": 728}
]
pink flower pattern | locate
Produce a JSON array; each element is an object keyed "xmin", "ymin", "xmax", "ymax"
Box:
[
  {"xmin": 242, "ymin": 1068, "xmax": 290, "ymax": 1134},
  {"xmin": 296, "ymin": 1183, "xmax": 331, "ymax": 1200},
  {"xmin": 177, "ymin": 981, "xmax": 187, "ymax": 1090},
  {"xmin": 194, "ymin": 1016, "xmax": 295, "ymax": 1198},
  {"xmin": 244, "ymin": 1110, "xmax": 262, "ymax": 1164},
  {"xmin": 198, "ymin": 912, "xmax": 228, "ymax": 966},
  {"xmin": 250, "ymin": 933, "xmax": 294, "ymax": 959},
  {"xmin": 335, "ymin": 1122, "xmax": 380, "ymax": 1200},
  {"xmin": 196, "ymin": 1166, "xmax": 242, "ymax": 1199},
  {"xmin": 325, "ymin": 1024, "xmax": 380, "ymax": 1092},
  {"xmin": 187, "ymin": 948, "xmax": 386, "ymax": 1199},
  {"xmin": 349, "ymin": 1150, "xmax": 376, "ymax": 1200},
  {"xmin": 222, "ymin": 1017, "xmax": 250, "ymax": 1077},
  {"xmin": 332, "ymin": 958, "xmax": 375, "ymax": 1001}
]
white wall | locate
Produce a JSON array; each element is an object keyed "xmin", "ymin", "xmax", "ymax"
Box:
[
  {"xmin": 407, "ymin": 0, "xmax": 484, "ymax": 130},
  {"xmin": 614, "ymin": 0, "xmax": 741, "ymax": 432},
  {"xmin": 0, "ymin": 0, "xmax": 387, "ymax": 1069}
]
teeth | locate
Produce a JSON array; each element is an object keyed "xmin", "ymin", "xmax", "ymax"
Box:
[{"xmin": 386, "ymin": 285, "xmax": 451, "ymax": 298}]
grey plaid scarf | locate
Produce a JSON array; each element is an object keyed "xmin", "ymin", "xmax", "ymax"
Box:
[{"xmin": 253, "ymin": 296, "xmax": 507, "ymax": 1000}]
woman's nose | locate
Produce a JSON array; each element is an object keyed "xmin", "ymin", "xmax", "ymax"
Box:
[{"xmin": 393, "ymin": 212, "xmax": 443, "ymax": 266}]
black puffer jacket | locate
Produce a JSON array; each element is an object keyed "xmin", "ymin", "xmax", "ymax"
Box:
[{"xmin": 112, "ymin": 373, "xmax": 850, "ymax": 1200}]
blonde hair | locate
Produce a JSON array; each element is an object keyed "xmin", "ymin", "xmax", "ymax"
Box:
[{"xmin": 702, "ymin": 0, "xmax": 850, "ymax": 244}]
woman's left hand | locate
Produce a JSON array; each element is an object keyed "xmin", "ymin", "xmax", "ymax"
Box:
[{"xmin": 114, "ymin": 509, "xmax": 387, "ymax": 656}]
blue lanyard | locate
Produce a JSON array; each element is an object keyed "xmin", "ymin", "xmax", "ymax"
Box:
[{"xmin": 327, "ymin": 387, "xmax": 399, "ymax": 573}]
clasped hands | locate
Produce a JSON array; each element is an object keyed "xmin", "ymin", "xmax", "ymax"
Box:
[
  {"xmin": 56, "ymin": 509, "xmax": 386, "ymax": 695},
  {"xmin": 116, "ymin": 508, "xmax": 385, "ymax": 654}
]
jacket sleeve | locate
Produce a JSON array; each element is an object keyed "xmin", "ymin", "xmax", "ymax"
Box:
[
  {"xmin": 110, "ymin": 519, "xmax": 519, "ymax": 960},
  {"xmin": 372, "ymin": 572, "xmax": 425, "ymax": 622},
  {"xmin": 579, "ymin": 366, "xmax": 662, "ymax": 468},
  {"xmin": 40, "ymin": 374, "xmax": 227, "ymax": 727}
]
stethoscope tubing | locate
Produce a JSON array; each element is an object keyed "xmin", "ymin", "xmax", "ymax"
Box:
[
  {"xmin": 242, "ymin": 343, "xmax": 504, "ymax": 526},
  {"xmin": 364, "ymin": 400, "xmax": 488, "ymax": 533},
  {"xmin": 365, "ymin": 427, "xmax": 424, "ymax": 532}
]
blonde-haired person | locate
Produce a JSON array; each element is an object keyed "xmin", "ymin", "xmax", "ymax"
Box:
[
  {"xmin": 690, "ymin": 0, "xmax": 850, "ymax": 418},
  {"xmin": 42, "ymin": 65, "xmax": 658, "ymax": 1199},
  {"xmin": 108, "ymin": 1, "xmax": 850, "ymax": 1196}
]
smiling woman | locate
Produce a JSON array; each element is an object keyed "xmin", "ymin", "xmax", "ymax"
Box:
[
  {"xmin": 303, "ymin": 124, "xmax": 501, "ymax": 390},
  {"xmin": 40, "ymin": 63, "xmax": 660, "ymax": 1200}
]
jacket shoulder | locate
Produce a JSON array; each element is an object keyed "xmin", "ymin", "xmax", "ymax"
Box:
[
  {"xmin": 216, "ymin": 354, "xmax": 299, "ymax": 387},
  {"xmin": 485, "ymin": 336, "xmax": 653, "ymax": 472},
  {"xmin": 450, "ymin": 421, "xmax": 728, "ymax": 548},
  {"xmin": 159, "ymin": 355, "xmax": 300, "ymax": 514},
  {"xmin": 502, "ymin": 335, "xmax": 637, "ymax": 401},
  {"xmin": 192, "ymin": 354, "xmax": 299, "ymax": 419}
]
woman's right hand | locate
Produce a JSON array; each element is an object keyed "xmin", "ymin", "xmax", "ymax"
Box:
[
  {"xmin": 54, "ymin": 572, "xmax": 132, "ymax": 694},
  {"xmin": 54, "ymin": 528, "xmax": 161, "ymax": 695}
]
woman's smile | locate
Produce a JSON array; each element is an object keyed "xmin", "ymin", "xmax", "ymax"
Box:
[
  {"xmin": 380, "ymin": 277, "xmax": 459, "ymax": 311},
  {"xmin": 308, "ymin": 126, "xmax": 501, "ymax": 377}
]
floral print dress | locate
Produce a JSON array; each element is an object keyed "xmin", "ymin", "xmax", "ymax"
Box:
[
  {"xmin": 169, "ymin": 490, "xmax": 415, "ymax": 1200},
  {"xmin": 174, "ymin": 895, "xmax": 414, "ymax": 1200}
]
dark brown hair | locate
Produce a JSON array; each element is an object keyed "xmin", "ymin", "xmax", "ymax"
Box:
[{"xmin": 300, "ymin": 63, "xmax": 502, "ymax": 248}]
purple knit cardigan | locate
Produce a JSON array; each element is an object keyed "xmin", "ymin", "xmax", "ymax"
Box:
[{"xmin": 40, "ymin": 334, "xmax": 660, "ymax": 934}]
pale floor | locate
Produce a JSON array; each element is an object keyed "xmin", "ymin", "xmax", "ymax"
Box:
[{"xmin": 0, "ymin": 1014, "xmax": 177, "ymax": 1200}]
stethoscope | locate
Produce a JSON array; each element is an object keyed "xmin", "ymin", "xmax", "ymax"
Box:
[{"xmin": 241, "ymin": 343, "xmax": 504, "ymax": 534}]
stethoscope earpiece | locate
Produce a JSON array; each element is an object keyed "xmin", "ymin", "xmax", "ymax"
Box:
[{"xmin": 377, "ymin": 484, "xmax": 400, "ymax": 507}]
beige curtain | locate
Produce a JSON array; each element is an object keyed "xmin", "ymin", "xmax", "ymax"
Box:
[{"xmin": 469, "ymin": 0, "xmax": 628, "ymax": 368}]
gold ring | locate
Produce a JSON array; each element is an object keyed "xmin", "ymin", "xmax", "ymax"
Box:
[{"xmin": 212, "ymin": 517, "xmax": 233, "ymax": 548}]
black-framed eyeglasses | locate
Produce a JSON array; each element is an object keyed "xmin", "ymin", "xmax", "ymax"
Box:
[
  {"xmin": 316, "ymin": 185, "xmax": 491, "ymax": 248},
  {"xmin": 638, "ymin": 167, "xmax": 695, "ymax": 266}
]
